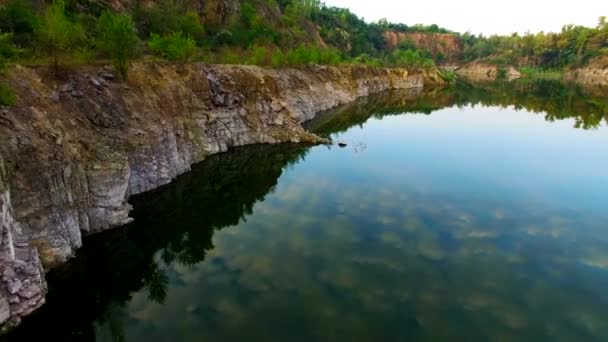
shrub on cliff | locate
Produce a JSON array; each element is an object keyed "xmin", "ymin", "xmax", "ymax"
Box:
[
  {"xmin": 149, "ymin": 33, "xmax": 197, "ymax": 61},
  {"xmin": 0, "ymin": 33, "xmax": 20, "ymax": 69},
  {"xmin": 36, "ymin": 0, "xmax": 85, "ymax": 74},
  {"xmin": 0, "ymin": 33, "xmax": 17, "ymax": 107},
  {"xmin": 386, "ymin": 48, "xmax": 435, "ymax": 68},
  {"xmin": 352, "ymin": 54, "xmax": 383, "ymax": 68},
  {"xmin": 0, "ymin": 83, "xmax": 15, "ymax": 106},
  {"xmin": 134, "ymin": 1, "xmax": 204, "ymax": 45},
  {"xmin": 97, "ymin": 12, "xmax": 139, "ymax": 79},
  {"xmin": 245, "ymin": 45, "xmax": 271, "ymax": 65},
  {"xmin": 285, "ymin": 44, "xmax": 343, "ymax": 66}
]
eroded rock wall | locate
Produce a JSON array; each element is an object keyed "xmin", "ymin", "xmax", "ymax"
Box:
[{"xmin": 0, "ymin": 62, "xmax": 443, "ymax": 328}]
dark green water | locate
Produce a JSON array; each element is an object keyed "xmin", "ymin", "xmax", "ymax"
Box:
[{"xmin": 8, "ymin": 80, "xmax": 608, "ymax": 341}]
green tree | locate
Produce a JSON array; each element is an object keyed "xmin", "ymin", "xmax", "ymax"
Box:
[
  {"xmin": 0, "ymin": 33, "xmax": 20, "ymax": 69},
  {"xmin": 148, "ymin": 32, "xmax": 197, "ymax": 61},
  {"xmin": 0, "ymin": 0, "xmax": 39, "ymax": 46},
  {"xmin": 97, "ymin": 12, "xmax": 139, "ymax": 79},
  {"xmin": 36, "ymin": 0, "xmax": 84, "ymax": 74},
  {"xmin": 0, "ymin": 83, "xmax": 15, "ymax": 106}
]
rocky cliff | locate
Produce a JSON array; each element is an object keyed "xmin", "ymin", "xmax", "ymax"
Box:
[
  {"xmin": 0, "ymin": 62, "xmax": 444, "ymax": 329},
  {"xmin": 566, "ymin": 56, "xmax": 608, "ymax": 87},
  {"xmin": 383, "ymin": 31, "xmax": 462, "ymax": 62},
  {"xmin": 0, "ymin": 156, "xmax": 46, "ymax": 334}
]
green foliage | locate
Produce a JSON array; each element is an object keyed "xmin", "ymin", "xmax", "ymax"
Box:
[
  {"xmin": 284, "ymin": 44, "xmax": 342, "ymax": 66},
  {"xmin": 380, "ymin": 21, "xmax": 453, "ymax": 34},
  {"xmin": 149, "ymin": 33, "xmax": 197, "ymax": 61},
  {"xmin": 36, "ymin": 0, "xmax": 85, "ymax": 72},
  {"xmin": 97, "ymin": 12, "xmax": 139, "ymax": 79},
  {"xmin": 0, "ymin": 33, "xmax": 20, "ymax": 69},
  {"xmin": 519, "ymin": 66, "xmax": 563, "ymax": 79},
  {"xmin": 209, "ymin": 43, "xmax": 342, "ymax": 67},
  {"xmin": 76, "ymin": 13, "xmax": 99, "ymax": 41},
  {"xmin": 271, "ymin": 49, "xmax": 286, "ymax": 67},
  {"xmin": 459, "ymin": 18, "xmax": 608, "ymax": 69},
  {"xmin": 285, "ymin": 0, "xmax": 321, "ymax": 19},
  {"xmin": 135, "ymin": 0, "xmax": 181, "ymax": 37},
  {"xmin": 135, "ymin": 1, "xmax": 204, "ymax": 44},
  {"xmin": 0, "ymin": 0, "xmax": 449, "ymax": 70},
  {"xmin": 352, "ymin": 54, "xmax": 383, "ymax": 68},
  {"xmin": 496, "ymin": 67, "xmax": 507, "ymax": 80},
  {"xmin": 179, "ymin": 12, "xmax": 205, "ymax": 44},
  {"xmin": 0, "ymin": 83, "xmax": 16, "ymax": 106},
  {"xmin": 227, "ymin": 2, "xmax": 280, "ymax": 47},
  {"xmin": 0, "ymin": 28, "xmax": 14, "ymax": 104},
  {"xmin": 438, "ymin": 69, "xmax": 456, "ymax": 83},
  {"xmin": 207, "ymin": 47, "xmax": 242, "ymax": 64},
  {"xmin": 312, "ymin": 6, "xmax": 385, "ymax": 57},
  {"xmin": 0, "ymin": 0, "xmax": 39, "ymax": 46},
  {"xmin": 245, "ymin": 45, "xmax": 271, "ymax": 65},
  {"xmin": 384, "ymin": 43, "xmax": 435, "ymax": 68}
]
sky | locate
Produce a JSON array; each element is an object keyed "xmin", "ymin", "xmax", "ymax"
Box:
[{"xmin": 321, "ymin": 0, "xmax": 608, "ymax": 35}]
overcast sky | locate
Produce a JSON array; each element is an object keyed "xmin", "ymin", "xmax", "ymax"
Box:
[{"xmin": 321, "ymin": 0, "xmax": 608, "ymax": 35}]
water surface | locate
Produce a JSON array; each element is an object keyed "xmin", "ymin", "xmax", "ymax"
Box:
[{"xmin": 9, "ymin": 80, "xmax": 608, "ymax": 341}]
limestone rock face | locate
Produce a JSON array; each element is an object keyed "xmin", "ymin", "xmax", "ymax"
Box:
[
  {"xmin": 0, "ymin": 62, "xmax": 444, "ymax": 329},
  {"xmin": 0, "ymin": 156, "xmax": 46, "ymax": 332}
]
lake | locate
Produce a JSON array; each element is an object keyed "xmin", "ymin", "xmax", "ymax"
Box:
[{"xmin": 7, "ymin": 80, "xmax": 608, "ymax": 341}]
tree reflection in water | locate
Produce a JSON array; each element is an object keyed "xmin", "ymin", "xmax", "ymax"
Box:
[
  {"xmin": 7, "ymin": 144, "xmax": 310, "ymax": 341},
  {"xmin": 5, "ymin": 78, "xmax": 607, "ymax": 341}
]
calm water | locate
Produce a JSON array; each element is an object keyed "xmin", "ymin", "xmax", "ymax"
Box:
[{"xmin": 8, "ymin": 80, "xmax": 608, "ymax": 341}]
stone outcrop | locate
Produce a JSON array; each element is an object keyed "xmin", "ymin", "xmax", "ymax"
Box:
[
  {"xmin": 566, "ymin": 56, "xmax": 608, "ymax": 87},
  {"xmin": 456, "ymin": 62, "xmax": 521, "ymax": 82},
  {"xmin": 455, "ymin": 63, "xmax": 498, "ymax": 81},
  {"xmin": 383, "ymin": 31, "xmax": 462, "ymax": 62},
  {"xmin": 0, "ymin": 62, "xmax": 444, "ymax": 329}
]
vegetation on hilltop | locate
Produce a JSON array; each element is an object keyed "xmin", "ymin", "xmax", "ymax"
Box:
[
  {"xmin": 0, "ymin": 0, "xmax": 440, "ymax": 79},
  {"xmin": 0, "ymin": 0, "xmax": 605, "ymax": 84},
  {"xmin": 458, "ymin": 17, "xmax": 608, "ymax": 69}
]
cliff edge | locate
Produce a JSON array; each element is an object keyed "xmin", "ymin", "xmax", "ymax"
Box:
[{"xmin": 0, "ymin": 62, "xmax": 444, "ymax": 329}]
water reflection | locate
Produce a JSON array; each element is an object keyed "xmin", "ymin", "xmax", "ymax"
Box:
[
  {"xmin": 7, "ymin": 144, "xmax": 310, "ymax": 341},
  {"xmin": 306, "ymin": 79, "xmax": 608, "ymax": 134},
  {"xmin": 6, "ymin": 80, "xmax": 608, "ymax": 341}
]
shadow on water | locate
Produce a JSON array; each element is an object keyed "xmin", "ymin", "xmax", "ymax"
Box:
[
  {"xmin": 5, "ymin": 78, "xmax": 608, "ymax": 341},
  {"xmin": 5, "ymin": 144, "xmax": 310, "ymax": 341}
]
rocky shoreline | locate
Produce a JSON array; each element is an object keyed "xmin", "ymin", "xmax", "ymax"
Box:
[
  {"xmin": 454, "ymin": 58, "xmax": 608, "ymax": 87},
  {"xmin": 0, "ymin": 62, "xmax": 444, "ymax": 330}
]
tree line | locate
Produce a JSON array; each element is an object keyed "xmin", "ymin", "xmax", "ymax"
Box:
[
  {"xmin": 0, "ymin": 0, "xmax": 438, "ymax": 78},
  {"xmin": 0, "ymin": 0, "xmax": 605, "ymax": 106},
  {"xmin": 459, "ymin": 18, "xmax": 608, "ymax": 69}
]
